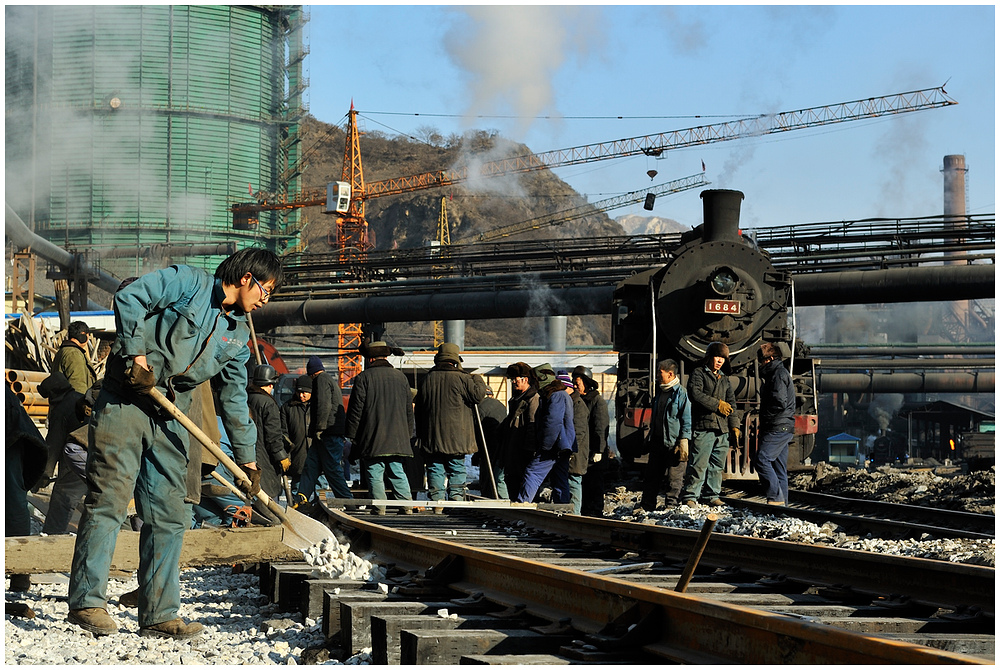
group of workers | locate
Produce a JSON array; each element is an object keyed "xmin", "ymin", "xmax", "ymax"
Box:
[{"xmin": 5, "ymin": 245, "xmax": 795, "ymax": 644}]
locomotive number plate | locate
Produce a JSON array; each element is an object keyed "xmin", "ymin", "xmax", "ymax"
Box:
[{"xmin": 705, "ymin": 299, "xmax": 741, "ymax": 314}]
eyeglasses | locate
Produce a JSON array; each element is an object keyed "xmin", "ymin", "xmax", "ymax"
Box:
[{"xmin": 250, "ymin": 274, "xmax": 271, "ymax": 302}]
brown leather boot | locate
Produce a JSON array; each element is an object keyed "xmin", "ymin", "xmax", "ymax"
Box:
[
  {"xmin": 118, "ymin": 588, "xmax": 140, "ymax": 608},
  {"xmin": 139, "ymin": 618, "xmax": 204, "ymax": 640},
  {"xmin": 68, "ymin": 608, "xmax": 118, "ymax": 635}
]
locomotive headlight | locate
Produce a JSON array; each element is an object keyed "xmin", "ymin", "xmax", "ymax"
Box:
[{"xmin": 709, "ymin": 267, "xmax": 738, "ymax": 296}]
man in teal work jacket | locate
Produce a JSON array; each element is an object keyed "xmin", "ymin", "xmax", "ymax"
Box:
[{"xmin": 67, "ymin": 248, "xmax": 283, "ymax": 640}]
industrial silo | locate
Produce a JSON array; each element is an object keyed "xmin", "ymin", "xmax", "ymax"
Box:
[{"xmin": 5, "ymin": 5, "xmax": 306, "ymax": 279}]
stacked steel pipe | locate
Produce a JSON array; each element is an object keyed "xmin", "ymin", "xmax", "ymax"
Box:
[{"xmin": 6, "ymin": 369, "xmax": 49, "ymax": 418}]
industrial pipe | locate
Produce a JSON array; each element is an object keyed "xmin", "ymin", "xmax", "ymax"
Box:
[
  {"xmin": 5, "ymin": 202, "xmax": 121, "ymax": 296},
  {"xmin": 251, "ymin": 286, "xmax": 614, "ymax": 331},
  {"xmin": 808, "ymin": 345, "xmax": 994, "ymax": 356},
  {"xmin": 815, "ymin": 358, "xmax": 995, "ymax": 369},
  {"xmin": 817, "ymin": 371, "xmax": 995, "ymax": 394},
  {"xmin": 98, "ymin": 242, "xmax": 236, "ymax": 259},
  {"xmin": 792, "ymin": 264, "xmax": 994, "ymax": 305}
]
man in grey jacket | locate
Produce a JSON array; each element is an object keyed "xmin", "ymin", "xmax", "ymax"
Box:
[{"xmin": 681, "ymin": 342, "xmax": 740, "ymax": 507}]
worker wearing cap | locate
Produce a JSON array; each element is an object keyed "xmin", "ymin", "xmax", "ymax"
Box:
[
  {"xmin": 516, "ymin": 364, "xmax": 575, "ymax": 504},
  {"xmin": 297, "ymin": 355, "xmax": 354, "ymax": 505},
  {"xmin": 66, "ymin": 248, "xmax": 282, "ymax": 640},
  {"xmin": 52, "ymin": 320, "xmax": 98, "ymax": 395},
  {"xmin": 247, "ymin": 364, "xmax": 289, "ymax": 502},
  {"xmin": 755, "ymin": 342, "xmax": 795, "ymax": 506},
  {"xmin": 681, "ymin": 341, "xmax": 740, "ymax": 508},
  {"xmin": 498, "ymin": 362, "xmax": 539, "ymax": 499},
  {"xmin": 344, "ymin": 341, "xmax": 414, "ymax": 515},
  {"xmin": 280, "ymin": 375, "xmax": 314, "ymax": 489},
  {"xmin": 414, "ymin": 342, "xmax": 486, "ymax": 510}
]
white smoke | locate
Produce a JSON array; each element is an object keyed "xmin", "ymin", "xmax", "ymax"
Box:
[
  {"xmin": 443, "ymin": 6, "xmax": 602, "ymax": 139},
  {"xmin": 868, "ymin": 393, "xmax": 904, "ymax": 432}
]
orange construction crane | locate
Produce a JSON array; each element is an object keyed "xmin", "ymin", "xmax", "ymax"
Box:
[{"xmin": 231, "ymin": 86, "xmax": 957, "ymax": 387}]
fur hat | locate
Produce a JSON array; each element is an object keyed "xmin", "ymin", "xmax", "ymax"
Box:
[
  {"xmin": 556, "ymin": 371, "xmax": 575, "ymax": 388},
  {"xmin": 506, "ymin": 362, "xmax": 533, "ymax": 379},
  {"xmin": 434, "ymin": 342, "xmax": 463, "ymax": 365},
  {"xmin": 295, "ymin": 374, "xmax": 312, "ymax": 392},
  {"xmin": 306, "ymin": 355, "xmax": 324, "ymax": 375},
  {"xmin": 360, "ymin": 340, "xmax": 404, "ymax": 359},
  {"xmin": 533, "ymin": 363, "xmax": 556, "ymax": 388},
  {"xmin": 571, "ymin": 365, "xmax": 599, "ymax": 391},
  {"xmin": 705, "ymin": 341, "xmax": 730, "ymax": 360}
]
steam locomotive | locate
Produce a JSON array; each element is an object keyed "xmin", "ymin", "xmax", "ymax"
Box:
[{"xmin": 612, "ymin": 189, "xmax": 817, "ymax": 477}]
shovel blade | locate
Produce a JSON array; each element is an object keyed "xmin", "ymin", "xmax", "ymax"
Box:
[{"xmin": 278, "ymin": 505, "xmax": 337, "ymax": 553}]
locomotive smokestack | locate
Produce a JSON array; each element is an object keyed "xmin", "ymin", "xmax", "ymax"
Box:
[{"xmin": 701, "ymin": 189, "xmax": 744, "ymax": 242}]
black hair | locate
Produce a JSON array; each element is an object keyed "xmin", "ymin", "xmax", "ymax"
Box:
[
  {"xmin": 657, "ymin": 358, "xmax": 679, "ymax": 375},
  {"xmin": 215, "ymin": 247, "xmax": 284, "ymax": 291},
  {"xmin": 68, "ymin": 321, "xmax": 90, "ymax": 342}
]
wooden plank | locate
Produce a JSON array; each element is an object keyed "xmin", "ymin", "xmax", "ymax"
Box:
[
  {"xmin": 5, "ymin": 527, "xmax": 301, "ymax": 574},
  {"xmin": 372, "ymin": 613, "xmax": 529, "ymax": 665},
  {"xmin": 301, "ymin": 578, "xmax": 366, "ymax": 619},
  {"xmin": 322, "ymin": 591, "xmax": 387, "ymax": 640},
  {"xmin": 460, "ymin": 654, "xmax": 573, "ymax": 665}
]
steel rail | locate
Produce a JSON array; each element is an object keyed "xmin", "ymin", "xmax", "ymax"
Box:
[{"xmin": 322, "ymin": 506, "xmax": 990, "ymax": 664}]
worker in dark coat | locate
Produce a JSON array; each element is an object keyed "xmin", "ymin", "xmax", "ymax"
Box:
[
  {"xmin": 414, "ymin": 342, "xmax": 487, "ymax": 508},
  {"xmin": 754, "ymin": 342, "xmax": 796, "ymax": 505},
  {"xmin": 298, "ymin": 355, "xmax": 354, "ymax": 503},
  {"xmin": 681, "ymin": 342, "xmax": 740, "ymax": 507},
  {"xmin": 6, "ymin": 386, "xmax": 49, "ymax": 592},
  {"xmin": 638, "ymin": 359, "xmax": 692, "ymax": 511},
  {"xmin": 565, "ymin": 372, "xmax": 591, "ymax": 515},
  {"xmin": 344, "ymin": 341, "xmax": 414, "ymax": 515},
  {"xmin": 280, "ymin": 374, "xmax": 313, "ymax": 488},
  {"xmin": 517, "ymin": 364, "xmax": 574, "ymax": 504},
  {"xmin": 247, "ymin": 364, "xmax": 289, "ymax": 501},
  {"xmin": 498, "ymin": 362, "xmax": 538, "ymax": 499},
  {"xmin": 573, "ymin": 366, "xmax": 611, "ymax": 517},
  {"xmin": 36, "ymin": 373, "xmax": 94, "ymax": 534},
  {"xmin": 474, "ymin": 385, "xmax": 507, "ymax": 497},
  {"xmin": 51, "ymin": 321, "xmax": 98, "ymax": 395}
]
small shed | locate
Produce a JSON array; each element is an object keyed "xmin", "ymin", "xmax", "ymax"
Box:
[{"xmin": 826, "ymin": 432, "xmax": 862, "ymax": 465}]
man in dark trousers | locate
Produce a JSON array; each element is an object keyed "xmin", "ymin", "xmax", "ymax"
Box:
[
  {"xmin": 475, "ymin": 385, "xmax": 507, "ymax": 498},
  {"xmin": 297, "ymin": 356, "xmax": 353, "ymax": 504},
  {"xmin": 247, "ymin": 364, "xmax": 290, "ymax": 502},
  {"xmin": 280, "ymin": 374, "xmax": 313, "ymax": 491},
  {"xmin": 344, "ymin": 341, "xmax": 414, "ymax": 515},
  {"xmin": 67, "ymin": 247, "xmax": 281, "ymax": 640},
  {"xmin": 755, "ymin": 342, "xmax": 796, "ymax": 506},
  {"xmin": 572, "ymin": 366, "xmax": 610, "ymax": 517},
  {"xmin": 498, "ymin": 362, "xmax": 538, "ymax": 499},
  {"xmin": 415, "ymin": 342, "xmax": 486, "ymax": 511},
  {"xmin": 681, "ymin": 341, "xmax": 740, "ymax": 508},
  {"xmin": 637, "ymin": 359, "xmax": 692, "ymax": 512},
  {"xmin": 517, "ymin": 363, "xmax": 574, "ymax": 504}
]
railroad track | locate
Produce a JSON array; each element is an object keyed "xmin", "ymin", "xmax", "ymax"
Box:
[
  {"xmin": 261, "ymin": 502, "xmax": 994, "ymax": 664},
  {"xmin": 722, "ymin": 485, "xmax": 996, "ymax": 540}
]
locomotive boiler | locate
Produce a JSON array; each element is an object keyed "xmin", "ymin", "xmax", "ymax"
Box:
[{"xmin": 613, "ymin": 189, "xmax": 817, "ymax": 477}]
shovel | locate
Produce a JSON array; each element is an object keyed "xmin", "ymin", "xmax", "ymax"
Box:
[
  {"xmin": 147, "ymin": 386, "xmax": 336, "ymax": 553},
  {"xmin": 473, "ymin": 405, "xmax": 498, "ymax": 499}
]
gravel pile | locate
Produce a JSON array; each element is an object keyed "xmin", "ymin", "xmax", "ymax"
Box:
[
  {"xmin": 5, "ymin": 567, "xmax": 377, "ymax": 665},
  {"xmin": 790, "ymin": 463, "xmax": 995, "ymax": 515}
]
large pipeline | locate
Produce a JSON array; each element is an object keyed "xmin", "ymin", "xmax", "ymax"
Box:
[
  {"xmin": 817, "ymin": 371, "xmax": 995, "ymax": 394},
  {"xmin": 252, "ymin": 264, "xmax": 994, "ymax": 331},
  {"xmin": 5, "ymin": 202, "xmax": 121, "ymax": 296}
]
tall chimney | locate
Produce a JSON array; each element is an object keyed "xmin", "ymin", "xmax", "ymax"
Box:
[
  {"xmin": 942, "ymin": 155, "xmax": 969, "ymax": 339},
  {"xmin": 701, "ymin": 189, "xmax": 744, "ymax": 242}
]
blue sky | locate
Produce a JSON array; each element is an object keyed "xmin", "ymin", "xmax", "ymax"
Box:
[{"xmin": 304, "ymin": 5, "xmax": 994, "ymax": 231}]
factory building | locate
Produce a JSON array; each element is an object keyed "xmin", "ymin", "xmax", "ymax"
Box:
[{"xmin": 5, "ymin": 5, "xmax": 307, "ymax": 278}]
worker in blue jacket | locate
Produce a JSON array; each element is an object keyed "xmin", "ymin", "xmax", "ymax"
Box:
[{"xmin": 67, "ymin": 248, "xmax": 282, "ymax": 641}]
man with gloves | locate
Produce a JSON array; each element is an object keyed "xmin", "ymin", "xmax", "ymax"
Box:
[
  {"xmin": 247, "ymin": 364, "xmax": 290, "ymax": 501},
  {"xmin": 516, "ymin": 364, "xmax": 574, "ymax": 504},
  {"xmin": 280, "ymin": 374, "xmax": 313, "ymax": 490},
  {"xmin": 681, "ymin": 341, "xmax": 740, "ymax": 507},
  {"xmin": 66, "ymin": 248, "xmax": 282, "ymax": 640},
  {"xmin": 637, "ymin": 359, "xmax": 691, "ymax": 511}
]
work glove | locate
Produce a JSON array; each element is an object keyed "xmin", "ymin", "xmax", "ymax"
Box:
[
  {"xmin": 717, "ymin": 399, "xmax": 734, "ymax": 417},
  {"xmin": 729, "ymin": 427, "xmax": 741, "ymax": 448},
  {"xmin": 125, "ymin": 362, "xmax": 156, "ymax": 395},
  {"xmin": 591, "ymin": 452, "xmax": 603, "ymax": 463},
  {"xmin": 238, "ymin": 464, "xmax": 261, "ymax": 498},
  {"xmin": 678, "ymin": 438, "xmax": 689, "ymax": 461},
  {"xmin": 279, "ymin": 457, "xmax": 292, "ymax": 473},
  {"xmin": 74, "ymin": 396, "xmax": 93, "ymax": 422}
]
